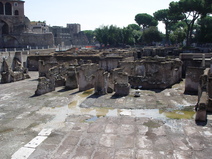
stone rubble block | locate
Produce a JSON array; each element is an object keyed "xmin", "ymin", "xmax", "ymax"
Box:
[{"xmin": 114, "ymin": 83, "xmax": 130, "ymax": 96}]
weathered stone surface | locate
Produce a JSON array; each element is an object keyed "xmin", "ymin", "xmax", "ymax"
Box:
[
  {"xmin": 185, "ymin": 67, "xmax": 204, "ymax": 94},
  {"xmin": 35, "ymin": 62, "xmax": 74, "ymax": 95},
  {"xmin": 93, "ymin": 148, "xmax": 114, "ymax": 159},
  {"xmin": 94, "ymin": 69, "xmax": 108, "ymax": 95},
  {"xmin": 115, "ymin": 135, "xmax": 134, "ymax": 149},
  {"xmin": 105, "ymin": 124, "xmax": 119, "ymax": 134},
  {"xmin": 35, "ymin": 77, "xmax": 55, "ymax": 95},
  {"xmin": 195, "ymin": 68, "xmax": 212, "ymax": 121},
  {"xmin": 120, "ymin": 57, "xmax": 182, "ymax": 89},
  {"xmin": 99, "ymin": 134, "xmax": 117, "ymax": 148},
  {"xmin": 1, "ymin": 56, "xmax": 30, "ymax": 84},
  {"xmin": 136, "ymin": 136, "xmax": 153, "ymax": 149},
  {"xmin": 78, "ymin": 63, "xmax": 99, "ymax": 91},
  {"xmin": 114, "ymin": 149, "xmax": 134, "ymax": 159},
  {"xmin": 65, "ymin": 66, "xmax": 78, "ymax": 90},
  {"xmin": 118, "ymin": 124, "xmax": 135, "ymax": 135},
  {"xmin": 114, "ymin": 83, "xmax": 130, "ymax": 96}
]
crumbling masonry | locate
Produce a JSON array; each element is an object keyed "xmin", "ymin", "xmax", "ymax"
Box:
[{"xmin": 34, "ymin": 49, "xmax": 183, "ymax": 97}]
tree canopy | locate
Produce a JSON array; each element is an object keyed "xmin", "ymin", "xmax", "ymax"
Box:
[
  {"xmin": 142, "ymin": 26, "xmax": 163, "ymax": 44},
  {"xmin": 135, "ymin": 13, "xmax": 158, "ymax": 30},
  {"xmin": 154, "ymin": 9, "xmax": 183, "ymax": 44},
  {"xmin": 86, "ymin": 0, "xmax": 212, "ymax": 47},
  {"xmin": 196, "ymin": 15, "xmax": 212, "ymax": 43},
  {"xmin": 169, "ymin": 0, "xmax": 211, "ymax": 46}
]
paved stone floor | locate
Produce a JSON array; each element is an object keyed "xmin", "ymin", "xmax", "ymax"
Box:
[{"xmin": 0, "ymin": 72, "xmax": 212, "ymax": 159}]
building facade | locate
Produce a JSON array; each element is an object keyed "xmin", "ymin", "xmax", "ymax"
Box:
[
  {"xmin": 50, "ymin": 23, "xmax": 89, "ymax": 47},
  {"xmin": 0, "ymin": 0, "xmax": 54, "ymax": 48}
]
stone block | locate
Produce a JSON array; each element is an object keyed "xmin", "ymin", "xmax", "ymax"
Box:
[
  {"xmin": 35, "ymin": 77, "xmax": 55, "ymax": 95},
  {"xmin": 114, "ymin": 83, "xmax": 130, "ymax": 96}
]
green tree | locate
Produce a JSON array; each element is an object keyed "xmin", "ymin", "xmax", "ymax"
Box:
[
  {"xmin": 154, "ymin": 9, "xmax": 183, "ymax": 44},
  {"xmin": 127, "ymin": 24, "xmax": 141, "ymax": 31},
  {"xmin": 83, "ymin": 30, "xmax": 95, "ymax": 44},
  {"xmin": 94, "ymin": 25, "xmax": 125, "ymax": 47},
  {"xmin": 135, "ymin": 13, "xmax": 158, "ymax": 30},
  {"xmin": 95, "ymin": 26, "xmax": 109, "ymax": 46},
  {"xmin": 121, "ymin": 27, "xmax": 134, "ymax": 45},
  {"xmin": 142, "ymin": 26, "xmax": 162, "ymax": 44},
  {"xmin": 169, "ymin": 21, "xmax": 187, "ymax": 32},
  {"xmin": 169, "ymin": 0, "xmax": 209, "ymax": 47},
  {"xmin": 132, "ymin": 30, "xmax": 142, "ymax": 44},
  {"xmin": 201, "ymin": 0, "xmax": 212, "ymax": 18},
  {"xmin": 170, "ymin": 28, "xmax": 186, "ymax": 45},
  {"xmin": 196, "ymin": 15, "xmax": 212, "ymax": 43}
]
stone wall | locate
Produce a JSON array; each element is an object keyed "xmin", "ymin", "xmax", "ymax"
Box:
[
  {"xmin": 65, "ymin": 66, "xmax": 78, "ymax": 90},
  {"xmin": 119, "ymin": 57, "xmax": 182, "ymax": 89},
  {"xmin": 78, "ymin": 63, "xmax": 99, "ymax": 91},
  {"xmin": 180, "ymin": 53, "xmax": 212, "ymax": 77},
  {"xmin": 17, "ymin": 33, "xmax": 54, "ymax": 48},
  {"xmin": 99, "ymin": 57, "xmax": 121, "ymax": 71},
  {"xmin": 1, "ymin": 55, "xmax": 30, "ymax": 83},
  {"xmin": 134, "ymin": 47, "xmax": 181, "ymax": 60},
  {"xmin": 185, "ymin": 67, "xmax": 205, "ymax": 94},
  {"xmin": 27, "ymin": 55, "xmax": 100, "ymax": 71},
  {"xmin": 38, "ymin": 59, "xmax": 58, "ymax": 77}
]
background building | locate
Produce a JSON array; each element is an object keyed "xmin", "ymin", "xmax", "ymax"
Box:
[
  {"xmin": 0, "ymin": 0, "xmax": 54, "ymax": 48},
  {"xmin": 50, "ymin": 23, "xmax": 89, "ymax": 47}
]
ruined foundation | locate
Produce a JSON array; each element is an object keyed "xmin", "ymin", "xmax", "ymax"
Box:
[{"xmin": 32, "ymin": 49, "xmax": 184, "ymax": 97}]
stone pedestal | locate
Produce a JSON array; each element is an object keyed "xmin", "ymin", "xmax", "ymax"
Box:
[
  {"xmin": 113, "ymin": 72, "xmax": 130, "ymax": 96},
  {"xmin": 114, "ymin": 83, "xmax": 130, "ymax": 96},
  {"xmin": 95, "ymin": 69, "xmax": 108, "ymax": 95},
  {"xmin": 78, "ymin": 63, "xmax": 99, "ymax": 91}
]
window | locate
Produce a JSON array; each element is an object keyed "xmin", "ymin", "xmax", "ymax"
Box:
[
  {"xmin": 14, "ymin": 10, "xmax": 19, "ymax": 15},
  {"xmin": 0, "ymin": 2, "xmax": 3, "ymax": 15},
  {"xmin": 5, "ymin": 3, "xmax": 12, "ymax": 15},
  {"xmin": 14, "ymin": 2, "xmax": 18, "ymax": 7}
]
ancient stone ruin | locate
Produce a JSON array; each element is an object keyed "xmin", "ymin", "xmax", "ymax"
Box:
[
  {"xmin": 0, "ymin": 52, "xmax": 30, "ymax": 83},
  {"xmin": 120, "ymin": 56, "xmax": 182, "ymax": 89},
  {"xmin": 34, "ymin": 49, "xmax": 183, "ymax": 97}
]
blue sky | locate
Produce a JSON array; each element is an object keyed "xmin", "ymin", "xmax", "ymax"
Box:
[{"xmin": 25, "ymin": 0, "xmax": 177, "ymax": 32}]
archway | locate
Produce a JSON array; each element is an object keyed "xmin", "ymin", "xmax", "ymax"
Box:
[
  {"xmin": 14, "ymin": 10, "xmax": 19, "ymax": 15},
  {"xmin": 3, "ymin": 35, "xmax": 19, "ymax": 48},
  {"xmin": 0, "ymin": 2, "xmax": 3, "ymax": 15},
  {"xmin": 5, "ymin": 3, "xmax": 12, "ymax": 15},
  {"xmin": 1, "ymin": 21, "xmax": 9, "ymax": 34}
]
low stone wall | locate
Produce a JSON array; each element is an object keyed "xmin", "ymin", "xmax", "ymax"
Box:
[
  {"xmin": 180, "ymin": 53, "xmax": 212, "ymax": 77},
  {"xmin": 27, "ymin": 55, "xmax": 100, "ymax": 71}
]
